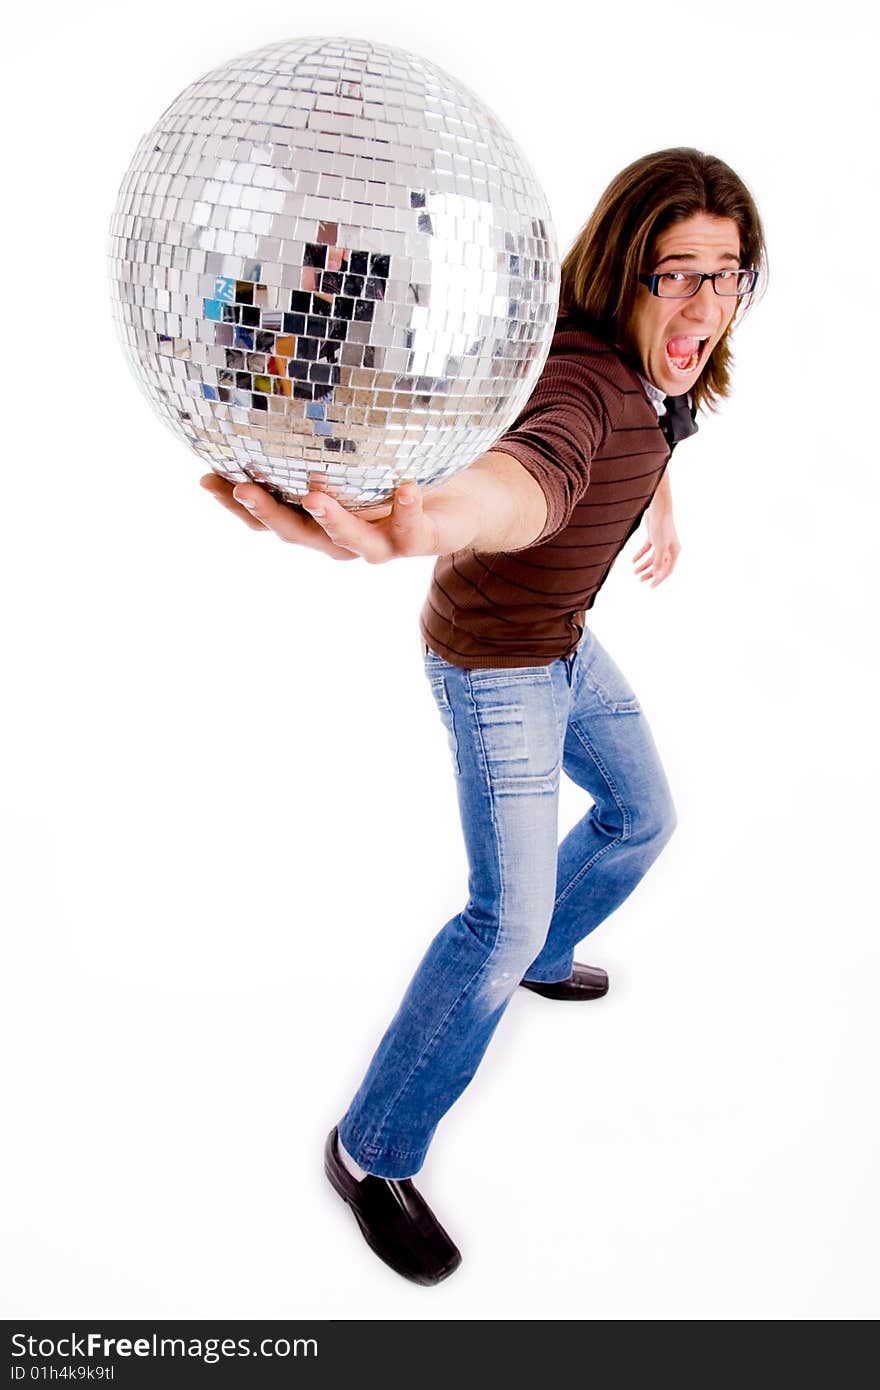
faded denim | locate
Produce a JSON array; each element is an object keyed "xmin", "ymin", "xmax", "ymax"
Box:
[{"xmin": 337, "ymin": 626, "xmax": 677, "ymax": 1178}]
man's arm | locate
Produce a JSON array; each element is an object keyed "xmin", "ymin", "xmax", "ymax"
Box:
[
  {"xmin": 647, "ymin": 468, "xmax": 672, "ymax": 516},
  {"xmin": 205, "ymin": 336, "xmax": 605, "ymax": 561},
  {"xmin": 202, "ymin": 447, "xmax": 550, "ymax": 562},
  {"xmin": 427, "ymin": 449, "xmax": 549, "ymax": 554},
  {"xmin": 631, "ymin": 467, "xmax": 680, "ymax": 587}
]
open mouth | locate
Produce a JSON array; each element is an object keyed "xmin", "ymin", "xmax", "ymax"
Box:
[{"xmin": 665, "ymin": 336, "xmax": 710, "ymax": 374}]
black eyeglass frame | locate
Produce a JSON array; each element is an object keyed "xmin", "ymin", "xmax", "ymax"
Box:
[{"xmin": 638, "ymin": 269, "xmax": 759, "ymax": 298}]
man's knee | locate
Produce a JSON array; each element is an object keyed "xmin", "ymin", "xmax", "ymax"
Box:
[
  {"xmin": 478, "ymin": 919, "xmax": 553, "ymax": 1010},
  {"xmin": 461, "ymin": 899, "xmax": 553, "ymax": 961},
  {"xmin": 500, "ymin": 917, "xmax": 554, "ymax": 969},
  {"xmin": 649, "ymin": 793, "xmax": 677, "ymax": 848},
  {"xmin": 628, "ymin": 788, "xmax": 677, "ymax": 850}
]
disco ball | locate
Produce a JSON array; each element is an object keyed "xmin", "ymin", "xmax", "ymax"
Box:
[{"xmin": 107, "ymin": 36, "xmax": 559, "ymax": 509}]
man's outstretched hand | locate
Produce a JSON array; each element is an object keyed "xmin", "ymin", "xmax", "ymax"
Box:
[
  {"xmin": 200, "ymin": 474, "xmax": 444, "ymax": 562},
  {"xmin": 203, "ymin": 453, "xmax": 544, "ymax": 561}
]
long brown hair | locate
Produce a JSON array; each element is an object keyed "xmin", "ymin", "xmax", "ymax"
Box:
[{"xmin": 560, "ymin": 147, "xmax": 769, "ymax": 415}]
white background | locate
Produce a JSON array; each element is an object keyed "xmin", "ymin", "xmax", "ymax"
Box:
[{"xmin": 1, "ymin": 0, "xmax": 878, "ymax": 1322}]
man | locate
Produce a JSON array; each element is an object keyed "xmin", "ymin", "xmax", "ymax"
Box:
[{"xmin": 202, "ymin": 147, "xmax": 767, "ymax": 1285}]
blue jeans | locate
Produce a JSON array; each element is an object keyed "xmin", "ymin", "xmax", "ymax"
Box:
[{"xmin": 337, "ymin": 626, "xmax": 677, "ymax": 1179}]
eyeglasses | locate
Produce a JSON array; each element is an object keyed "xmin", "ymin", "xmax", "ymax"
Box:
[{"xmin": 639, "ymin": 269, "xmax": 759, "ymax": 298}]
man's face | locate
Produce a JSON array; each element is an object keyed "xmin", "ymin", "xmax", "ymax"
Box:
[{"xmin": 628, "ymin": 212, "xmax": 742, "ymax": 394}]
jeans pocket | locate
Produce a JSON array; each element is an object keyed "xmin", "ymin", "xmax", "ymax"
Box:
[
  {"xmin": 469, "ymin": 673, "xmax": 561, "ymax": 797},
  {"xmin": 474, "ymin": 701, "xmax": 529, "ymax": 766},
  {"xmin": 468, "ymin": 665, "xmax": 553, "ymax": 690}
]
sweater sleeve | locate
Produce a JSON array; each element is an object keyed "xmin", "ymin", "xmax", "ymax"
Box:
[{"xmin": 489, "ymin": 354, "xmax": 620, "ymax": 545}]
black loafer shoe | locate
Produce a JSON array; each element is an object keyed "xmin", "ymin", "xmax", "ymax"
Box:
[
  {"xmin": 519, "ymin": 962, "xmax": 609, "ymax": 1000},
  {"xmin": 323, "ymin": 1127, "xmax": 462, "ymax": 1286}
]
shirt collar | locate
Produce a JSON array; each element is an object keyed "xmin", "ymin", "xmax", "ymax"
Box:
[
  {"xmin": 661, "ymin": 390, "xmax": 700, "ymax": 446},
  {"xmin": 637, "ymin": 372, "xmax": 669, "ymax": 416},
  {"xmin": 636, "ymin": 371, "xmax": 696, "ymax": 426}
]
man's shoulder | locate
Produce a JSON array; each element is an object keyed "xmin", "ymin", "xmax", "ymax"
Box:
[{"xmin": 542, "ymin": 316, "xmax": 646, "ymax": 405}]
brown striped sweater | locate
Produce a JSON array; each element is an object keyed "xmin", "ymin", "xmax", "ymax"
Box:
[{"xmin": 418, "ymin": 318, "xmax": 697, "ymax": 669}]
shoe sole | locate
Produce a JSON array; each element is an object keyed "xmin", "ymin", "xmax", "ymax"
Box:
[
  {"xmin": 323, "ymin": 1156, "xmax": 462, "ymax": 1287},
  {"xmin": 519, "ymin": 983, "xmax": 609, "ymax": 1000}
]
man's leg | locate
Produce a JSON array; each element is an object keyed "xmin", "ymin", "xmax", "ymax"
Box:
[
  {"xmin": 523, "ymin": 627, "xmax": 678, "ymax": 984},
  {"xmin": 337, "ymin": 652, "xmax": 570, "ymax": 1179}
]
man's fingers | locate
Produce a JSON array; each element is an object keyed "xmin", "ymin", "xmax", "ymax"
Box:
[
  {"xmin": 231, "ymin": 483, "xmax": 306, "ymax": 537},
  {"xmin": 200, "ymin": 473, "xmax": 422, "ymax": 562},
  {"xmin": 389, "ymin": 482, "xmax": 420, "ymax": 524},
  {"xmin": 200, "ymin": 475, "xmax": 268, "ymax": 529},
  {"xmin": 299, "ymin": 488, "xmax": 395, "ymax": 562},
  {"xmin": 201, "ymin": 474, "xmax": 357, "ymax": 557},
  {"xmin": 238, "ymin": 485, "xmax": 365, "ymax": 559}
]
